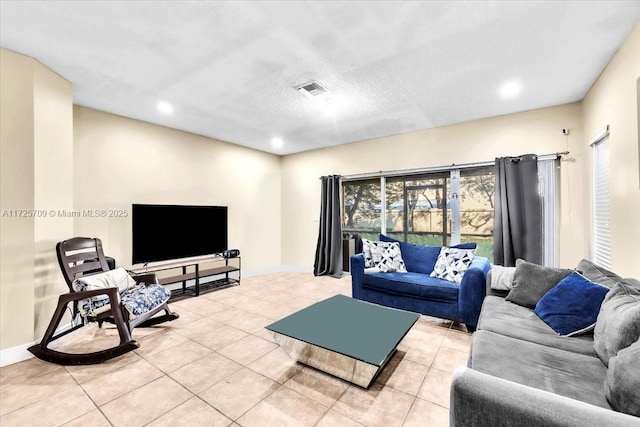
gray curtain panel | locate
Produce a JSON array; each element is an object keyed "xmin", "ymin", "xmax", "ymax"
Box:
[
  {"xmin": 493, "ymin": 154, "xmax": 542, "ymax": 266},
  {"xmin": 314, "ymin": 175, "xmax": 343, "ymax": 278}
]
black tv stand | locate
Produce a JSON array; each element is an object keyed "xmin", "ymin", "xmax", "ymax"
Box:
[{"xmin": 129, "ymin": 255, "xmax": 240, "ymax": 301}]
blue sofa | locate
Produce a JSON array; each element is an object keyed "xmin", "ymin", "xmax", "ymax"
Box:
[{"xmin": 350, "ymin": 239, "xmax": 491, "ymax": 330}]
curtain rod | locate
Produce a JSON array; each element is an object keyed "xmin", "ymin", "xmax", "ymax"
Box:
[{"xmin": 334, "ymin": 151, "xmax": 569, "ymax": 181}]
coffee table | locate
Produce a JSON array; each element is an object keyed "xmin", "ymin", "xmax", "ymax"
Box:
[{"xmin": 265, "ymin": 294, "xmax": 419, "ymax": 388}]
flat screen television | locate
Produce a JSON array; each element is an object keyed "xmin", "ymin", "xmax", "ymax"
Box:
[{"xmin": 132, "ymin": 204, "xmax": 228, "ymax": 264}]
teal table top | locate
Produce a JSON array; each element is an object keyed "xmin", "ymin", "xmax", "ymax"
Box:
[{"xmin": 265, "ymin": 295, "xmax": 419, "ymax": 366}]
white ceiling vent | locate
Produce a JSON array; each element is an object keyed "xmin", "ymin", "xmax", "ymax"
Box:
[{"xmin": 294, "ymin": 80, "xmax": 328, "ymax": 98}]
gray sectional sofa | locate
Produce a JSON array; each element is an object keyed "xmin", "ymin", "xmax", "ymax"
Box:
[{"xmin": 450, "ymin": 260, "xmax": 640, "ymax": 427}]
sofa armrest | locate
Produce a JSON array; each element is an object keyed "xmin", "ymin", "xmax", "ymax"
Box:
[
  {"xmin": 458, "ymin": 257, "xmax": 490, "ymax": 329},
  {"xmin": 350, "ymin": 254, "xmax": 365, "ymax": 299},
  {"xmin": 450, "ymin": 367, "xmax": 640, "ymax": 427},
  {"xmin": 485, "ymin": 269, "xmax": 492, "ymax": 296}
]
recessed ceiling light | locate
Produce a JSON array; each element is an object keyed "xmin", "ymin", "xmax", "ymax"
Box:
[
  {"xmin": 271, "ymin": 137, "xmax": 284, "ymax": 148},
  {"xmin": 157, "ymin": 101, "xmax": 174, "ymax": 114},
  {"xmin": 499, "ymin": 81, "xmax": 522, "ymax": 98}
]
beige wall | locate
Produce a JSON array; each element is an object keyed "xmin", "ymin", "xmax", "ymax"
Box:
[
  {"xmin": 1, "ymin": 49, "xmax": 36, "ymax": 350},
  {"xmin": 0, "ymin": 49, "xmax": 73, "ymax": 350},
  {"xmin": 33, "ymin": 61, "xmax": 74, "ymax": 339},
  {"xmin": 582, "ymin": 22, "xmax": 640, "ymax": 277},
  {"xmin": 281, "ymin": 103, "xmax": 586, "ymax": 269},
  {"xmin": 73, "ymin": 107, "xmax": 282, "ymax": 272}
]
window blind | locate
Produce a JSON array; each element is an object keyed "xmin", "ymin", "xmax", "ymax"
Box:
[{"xmin": 593, "ymin": 133, "xmax": 612, "ymax": 269}]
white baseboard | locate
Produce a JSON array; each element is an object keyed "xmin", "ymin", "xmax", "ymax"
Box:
[
  {"xmin": 0, "ymin": 322, "xmax": 73, "ymax": 368},
  {"xmin": 0, "ymin": 341, "xmax": 37, "ymax": 368}
]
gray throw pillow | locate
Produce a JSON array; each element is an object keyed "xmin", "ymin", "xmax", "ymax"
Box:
[
  {"xmin": 576, "ymin": 259, "xmax": 623, "ymax": 288},
  {"xmin": 605, "ymin": 338, "xmax": 640, "ymax": 416},
  {"xmin": 505, "ymin": 260, "xmax": 572, "ymax": 308},
  {"xmin": 593, "ymin": 281, "xmax": 640, "ymax": 365}
]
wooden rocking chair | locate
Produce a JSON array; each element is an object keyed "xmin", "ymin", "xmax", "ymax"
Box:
[{"xmin": 28, "ymin": 237, "xmax": 179, "ymax": 365}]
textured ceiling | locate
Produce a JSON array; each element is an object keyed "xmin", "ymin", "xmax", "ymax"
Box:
[{"xmin": 1, "ymin": 1, "xmax": 639, "ymax": 155}]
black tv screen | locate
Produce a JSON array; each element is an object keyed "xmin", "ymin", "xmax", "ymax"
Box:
[{"xmin": 132, "ymin": 204, "xmax": 228, "ymax": 264}]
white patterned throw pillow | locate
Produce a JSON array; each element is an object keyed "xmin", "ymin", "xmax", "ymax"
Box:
[
  {"xmin": 430, "ymin": 247, "xmax": 476, "ymax": 283},
  {"xmin": 362, "ymin": 238, "xmax": 375, "ymax": 268},
  {"xmin": 369, "ymin": 241, "xmax": 407, "ymax": 273}
]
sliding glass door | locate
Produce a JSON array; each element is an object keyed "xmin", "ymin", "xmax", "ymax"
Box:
[
  {"xmin": 342, "ymin": 167, "xmax": 495, "ymax": 261},
  {"xmin": 385, "ymin": 174, "xmax": 449, "ymax": 245},
  {"xmin": 457, "ymin": 167, "xmax": 494, "ymax": 259},
  {"xmin": 342, "ymin": 179, "xmax": 381, "ymax": 241}
]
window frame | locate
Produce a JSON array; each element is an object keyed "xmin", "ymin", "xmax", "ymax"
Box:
[
  {"xmin": 341, "ymin": 178, "xmax": 383, "ymax": 241},
  {"xmin": 342, "ymin": 165, "xmax": 495, "ymax": 250}
]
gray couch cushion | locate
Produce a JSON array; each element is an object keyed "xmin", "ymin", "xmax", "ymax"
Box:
[
  {"xmin": 606, "ymin": 339, "xmax": 640, "ymax": 417},
  {"xmin": 478, "ymin": 296, "xmax": 596, "ymax": 356},
  {"xmin": 506, "ymin": 260, "xmax": 572, "ymax": 308},
  {"xmin": 362, "ymin": 271, "xmax": 459, "ymax": 302},
  {"xmin": 577, "ymin": 259, "xmax": 623, "ymax": 288},
  {"xmin": 471, "ymin": 330, "xmax": 610, "ymax": 409},
  {"xmin": 593, "ymin": 280, "xmax": 640, "ymax": 365}
]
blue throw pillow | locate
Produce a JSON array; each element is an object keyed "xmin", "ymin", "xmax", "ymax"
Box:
[
  {"xmin": 452, "ymin": 242, "xmax": 477, "ymax": 250},
  {"xmin": 379, "ymin": 233, "xmax": 398, "ymax": 243},
  {"xmin": 399, "ymin": 243, "xmax": 442, "ymax": 274},
  {"xmin": 534, "ymin": 272, "xmax": 610, "ymax": 337}
]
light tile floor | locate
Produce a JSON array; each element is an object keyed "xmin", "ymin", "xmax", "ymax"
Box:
[{"xmin": 0, "ymin": 272, "xmax": 472, "ymax": 427}]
